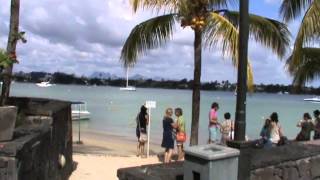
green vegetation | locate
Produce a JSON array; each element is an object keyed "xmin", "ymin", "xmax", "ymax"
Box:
[
  {"xmin": 0, "ymin": 49, "xmax": 14, "ymax": 69},
  {"xmin": 121, "ymin": 0, "xmax": 290, "ymax": 145},
  {"xmin": 280, "ymin": 0, "xmax": 320, "ymax": 87}
]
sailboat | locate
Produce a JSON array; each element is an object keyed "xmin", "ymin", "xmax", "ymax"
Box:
[{"xmin": 120, "ymin": 67, "xmax": 136, "ymax": 91}]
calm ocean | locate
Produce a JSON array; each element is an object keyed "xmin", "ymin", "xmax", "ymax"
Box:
[{"xmin": 10, "ymin": 82, "xmax": 319, "ymax": 144}]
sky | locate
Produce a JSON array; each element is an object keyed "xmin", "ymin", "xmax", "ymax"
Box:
[{"xmin": 0, "ymin": 0, "xmax": 308, "ymax": 85}]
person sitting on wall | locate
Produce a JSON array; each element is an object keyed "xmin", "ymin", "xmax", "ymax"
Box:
[
  {"xmin": 313, "ymin": 110, "xmax": 320, "ymax": 140},
  {"xmin": 296, "ymin": 112, "xmax": 314, "ymax": 141}
]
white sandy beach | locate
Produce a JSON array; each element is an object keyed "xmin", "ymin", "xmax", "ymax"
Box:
[
  {"xmin": 70, "ymin": 154, "xmax": 161, "ymax": 180},
  {"xmin": 70, "ymin": 131, "xmax": 164, "ymax": 180}
]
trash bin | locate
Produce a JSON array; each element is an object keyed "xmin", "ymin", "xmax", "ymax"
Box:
[{"xmin": 184, "ymin": 144, "xmax": 240, "ymax": 180}]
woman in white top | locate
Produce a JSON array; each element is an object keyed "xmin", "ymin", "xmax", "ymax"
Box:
[{"xmin": 269, "ymin": 112, "xmax": 284, "ymax": 144}]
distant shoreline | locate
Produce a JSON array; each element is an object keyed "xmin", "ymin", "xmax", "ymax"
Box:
[{"xmin": 8, "ymin": 70, "xmax": 320, "ymax": 95}]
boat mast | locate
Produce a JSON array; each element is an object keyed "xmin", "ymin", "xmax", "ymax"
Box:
[{"xmin": 126, "ymin": 67, "xmax": 129, "ymax": 87}]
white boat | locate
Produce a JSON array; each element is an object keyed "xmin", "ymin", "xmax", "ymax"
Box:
[
  {"xmin": 36, "ymin": 81, "xmax": 53, "ymax": 87},
  {"xmin": 120, "ymin": 86, "xmax": 136, "ymax": 91},
  {"xmin": 120, "ymin": 67, "xmax": 136, "ymax": 91},
  {"xmin": 304, "ymin": 97, "xmax": 320, "ymax": 103},
  {"xmin": 72, "ymin": 102, "xmax": 90, "ymax": 121}
]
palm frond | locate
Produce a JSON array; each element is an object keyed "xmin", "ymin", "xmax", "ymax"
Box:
[
  {"xmin": 247, "ymin": 61, "xmax": 254, "ymax": 92},
  {"xmin": 220, "ymin": 10, "xmax": 291, "ymax": 59},
  {"xmin": 287, "ymin": 48, "xmax": 320, "ymax": 86},
  {"xmin": 131, "ymin": 0, "xmax": 179, "ymax": 13},
  {"xmin": 280, "ymin": 0, "xmax": 314, "ymax": 22},
  {"xmin": 120, "ymin": 14, "xmax": 177, "ymax": 67},
  {"xmin": 288, "ymin": 1, "xmax": 320, "ymax": 72},
  {"xmin": 203, "ymin": 12, "xmax": 254, "ymax": 90}
]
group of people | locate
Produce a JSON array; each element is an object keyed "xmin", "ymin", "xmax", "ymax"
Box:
[
  {"xmin": 135, "ymin": 102, "xmax": 320, "ymax": 161},
  {"xmin": 259, "ymin": 110, "xmax": 320, "ymax": 148},
  {"xmin": 161, "ymin": 108, "xmax": 186, "ymax": 163},
  {"xmin": 295, "ymin": 110, "xmax": 320, "ymax": 141},
  {"xmin": 208, "ymin": 102, "xmax": 235, "ymax": 145},
  {"xmin": 135, "ymin": 105, "xmax": 186, "ymax": 163}
]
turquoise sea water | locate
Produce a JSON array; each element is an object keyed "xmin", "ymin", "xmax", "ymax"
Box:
[{"xmin": 10, "ymin": 82, "xmax": 320, "ymax": 144}]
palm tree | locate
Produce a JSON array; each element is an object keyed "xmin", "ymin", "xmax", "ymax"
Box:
[
  {"xmin": 280, "ymin": 0, "xmax": 320, "ymax": 87},
  {"xmin": 121, "ymin": 0, "xmax": 290, "ymax": 145},
  {"xmin": 0, "ymin": 0, "xmax": 25, "ymax": 105}
]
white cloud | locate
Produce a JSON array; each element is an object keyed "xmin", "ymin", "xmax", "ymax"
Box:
[{"xmin": 0, "ymin": 0, "xmax": 304, "ymax": 85}]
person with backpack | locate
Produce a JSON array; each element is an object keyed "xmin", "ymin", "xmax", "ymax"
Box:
[
  {"xmin": 220, "ymin": 112, "xmax": 234, "ymax": 145},
  {"xmin": 136, "ymin": 105, "xmax": 148, "ymax": 157}
]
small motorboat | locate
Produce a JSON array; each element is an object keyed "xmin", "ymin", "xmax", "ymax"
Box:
[
  {"xmin": 304, "ymin": 97, "xmax": 320, "ymax": 103},
  {"xmin": 72, "ymin": 101, "xmax": 90, "ymax": 121},
  {"xmin": 36, "ymin": 81, "xmax": 53, "ymax": 87}
]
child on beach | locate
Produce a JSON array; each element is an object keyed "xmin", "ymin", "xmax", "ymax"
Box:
[
  {"xmin": 175, "ymin": 108, "xmax": 186, "ymax": 161},
  {"xmin": 208, "ymin": 102, "xmax": 220, "ymax": 144},
  {"xmin": 296, "ymin": 112, "xmax": 314, "ymax": 141},
  {"xmin": 136, "ymin": 105, "xmax": 149, "ymax": 157},
  {"xmin": 220, "ymin": 112, "xmax": 234, "ymax": 145},
  {"xmin": 161, "ymin": 108, "xmax": 176, "ymax": 163}
]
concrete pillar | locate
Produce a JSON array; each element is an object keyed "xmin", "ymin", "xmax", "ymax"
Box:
[{"xmin": 184, "ymin": 144, "xmax": 240, "ymax": 180}]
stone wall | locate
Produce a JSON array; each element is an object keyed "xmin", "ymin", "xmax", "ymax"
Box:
[
  {"xmin": 117, "ymin": 141, "xmax": 320, "ymax": 180},
  {"xmin": 0, "ymin": 97, "xmax": 74, "ymax": 180},
  {"xmin": 251, "ymin": 154, "xmax": 320, "ymax": 180}
]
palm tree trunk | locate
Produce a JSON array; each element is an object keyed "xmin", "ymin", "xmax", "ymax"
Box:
[
  {"xmin": 0, "ymin": 0, "xmax": 20, "ymax": 106},
  {"xmin": 234, "ymin": 0, "xmax": 249, "ymax": 141},
  {"xmin": 190, "ymin": 29, "xmax": 202, "ymax": 146}
]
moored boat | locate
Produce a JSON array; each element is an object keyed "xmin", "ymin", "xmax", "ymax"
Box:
[
  {"xmin": 304, "ymin": 97, "xmax": 320, "ymax": 103},
  {"xmin": 36, "ymin": 81, "xmax": 54, "ymax": 87},
  {"xmin": 72, "ymin": 101, "xmax": 90, "ymax": 120}
]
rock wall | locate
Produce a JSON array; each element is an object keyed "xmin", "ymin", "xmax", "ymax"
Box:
[
  {"xmin": 251, "ymin": 155, "xmax": 320, "ymax": 180},
  {"xmin": 0, "ymin": 97, "xmax": 74, "ymax": 180}
]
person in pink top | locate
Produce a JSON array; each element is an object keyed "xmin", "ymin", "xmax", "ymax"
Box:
[{"xmin": 208, "ymin": 102, "xmax": 220, "ymax": 144}]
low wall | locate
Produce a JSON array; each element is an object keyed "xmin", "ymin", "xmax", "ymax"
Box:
[
  {"xmin": 117, "ymin": 141, "xmax": 320, "ymax": 180},
  {"xmin": 249, "ymin": 141, "xmax": 320, "ymax": 180},
  {"xmin": 0, "ymin": 97, "xmax": 74, "ymax": 180},
  {"xmin": 251, "ymin": 154, "xmax": 320, "ymax": 180}
]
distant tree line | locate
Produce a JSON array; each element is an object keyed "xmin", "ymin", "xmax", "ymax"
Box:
[{"xmin": 7, "ymin": 71, "xmax": 320, "ymax": 95}]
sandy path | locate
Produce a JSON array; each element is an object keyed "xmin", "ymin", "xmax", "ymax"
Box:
[
  {"xmin": 70, "ymin": 131, "xmax": 164, "ymax": 180},
  {"xmin": 70, "ymin": 154, "xmax": 161, "ymax": 180}
]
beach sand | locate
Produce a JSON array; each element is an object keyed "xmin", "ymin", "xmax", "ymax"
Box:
[{"xmin": 70, "ymin": 130, "xmax": 165, "ymax": 180}]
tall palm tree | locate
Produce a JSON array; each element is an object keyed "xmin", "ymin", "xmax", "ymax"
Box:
[
  {"xmin": 280, "ymin": 0, "xmax": 320, "ymax": 87},
  {"xmin": 0, "ymin": 0, "xmax": 25, "ymax": 105},
  {"xmin": 122, "ymin": 0, "xmax": 290, "ymax": 145}
]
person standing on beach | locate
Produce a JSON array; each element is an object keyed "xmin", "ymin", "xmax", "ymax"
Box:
[
  {"xmin": 136, "ymin": 105, "xmax": 148, "ymax": 157},
  {"xmin": 220, "ymin": 112, "xmax": 234, "ymax": 145},
  {"xmin": 208, "ymin": 102, "xmax": 220, "ymax": 144},
  {"xmin": 175, "ymin": 108, "xmax": 186, "ymax": 161},
  {"xmin": 313, "ymin": 110, "xmax": 320, "ymax": 140},
  {"xmin": 296, "ymin": 113, "xmax": 314, "ymax": 141},
  {"xmin": 161, "ymin": 108, "xmax": 176, "ymax": 163}
]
